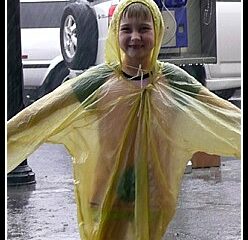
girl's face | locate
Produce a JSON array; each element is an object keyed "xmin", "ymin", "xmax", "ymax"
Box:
[{"xmin": 119, "ymin": 14, "xmax": 155, "ymax": 66}]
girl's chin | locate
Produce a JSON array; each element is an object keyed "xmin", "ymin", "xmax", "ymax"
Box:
[
  {"xmin": 126, "ymin": 51, "xmax": 148, "ymax": 60},
  {"xmin": 127, "ymin": 49, "xmax": 143, "ymax": 55}
]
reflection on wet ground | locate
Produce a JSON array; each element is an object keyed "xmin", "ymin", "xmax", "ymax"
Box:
[
  {"xmin": 192, "ymin": 166, "xmax": 222, "ymax": 184},
  {"xmin": 164, "ymin": 157, "xmax": 241, "ymax": 240}
]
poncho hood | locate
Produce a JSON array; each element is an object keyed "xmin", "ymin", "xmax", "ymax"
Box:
[{"xmin": 105, "ymin": 0, "xmax": 165, "ymax": 73}]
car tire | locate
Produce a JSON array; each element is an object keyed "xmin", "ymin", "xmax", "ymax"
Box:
[
  {"xmin": 38, "ymin": 61, "xmax": 70, "ymax": 98},
  {"xmin": 60, "ymin": 2, "xmax": 98, "ymax": 70},
  {"xmin": 180, "ymin": 65, "xmax": 236, "ymax": 100},
  {"xmin": 180, "ymin": 65, "xmax": 206, "ymax": 86},
  {"xmin": 212, "ymin": 88, "xmax": 236, "ymax": 100}
]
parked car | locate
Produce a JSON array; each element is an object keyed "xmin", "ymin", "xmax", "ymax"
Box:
[
  {"xmin": 20, "ymin": 0, "xmax": 71, "ymax": 105},
  {"xmin": 207, "ymin": 0, "xmax": 241, "ymax": 101},
  {"xmin": 20, "ymin": 0, "xmax": 241, "ymax": 106}
]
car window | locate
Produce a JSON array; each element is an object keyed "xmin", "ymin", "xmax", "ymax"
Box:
[{"xmin": 20, "ymin": 1, "xmax": 68, "ymax": 28}]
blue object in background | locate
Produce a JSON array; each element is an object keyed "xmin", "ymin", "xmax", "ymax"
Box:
[
  {"xmin": 153, "ymin": 0, "xmax": 188, "ymax": 48},
  {"xmin": 154, "ymin": 0, "xmax": 187, "ymax": 9},
  {"xmin": 175, "ymin": 7, "xmax": 188, "ymax": 47},
  {"xmin": 161, "ymin": 7, "xmax": 188, "ymax": 48}
]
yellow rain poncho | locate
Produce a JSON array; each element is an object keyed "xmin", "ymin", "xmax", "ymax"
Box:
[{"xmin": 7, "ymin": 0, "xmax": 241, "ymax": 239}]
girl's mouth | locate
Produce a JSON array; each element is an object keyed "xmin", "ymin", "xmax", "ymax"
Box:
[{"xmin": 129, "ymin": 45, "xmax": 143, "ymax": 49}]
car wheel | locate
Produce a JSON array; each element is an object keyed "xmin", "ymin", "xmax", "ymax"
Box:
[
  {"xmin": 181, "ymin": 65, "xmax": 236, "ymax": 100},
  {"xmin": 180, "ymin": 65, "xmax": 206, "ymax": 86},
  {"xmin": 212, "ymin": 88, "xmax": 236, "ymax": 100},
  {"xmin": 60, "ymin": 2, "xmax": 98, "ymax": 70},
  {"xmin": 38, "ymin": 61, "xmax": 70, "ymax": 98}
]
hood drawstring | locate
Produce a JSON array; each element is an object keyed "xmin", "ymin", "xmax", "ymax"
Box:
[
  {"xmin": 138, "ymin": 64, "xmax": 143, "ymax": 89},
  {"xmin": 123, "ymin": 63, "xmax": 150, "ymax": 88}
]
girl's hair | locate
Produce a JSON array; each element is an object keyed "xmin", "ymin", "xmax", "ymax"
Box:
[{"xmin": 122, "ymin": 3, "xmax": 153, "ymax": 20}]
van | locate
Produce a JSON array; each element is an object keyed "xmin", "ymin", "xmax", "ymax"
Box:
[{"xmin": 20, "ymin": 0, "xmax": 241, "ymax": 105}]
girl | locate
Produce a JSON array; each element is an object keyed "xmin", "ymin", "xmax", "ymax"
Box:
[{"xmin": 7, "ymin": 0, "xmax": 240, "ymax": 239}]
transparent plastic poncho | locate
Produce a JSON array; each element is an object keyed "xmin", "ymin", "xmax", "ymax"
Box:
[{"xmin": 7, "ymin": 0, "xmax": 241, "ymax": 239}]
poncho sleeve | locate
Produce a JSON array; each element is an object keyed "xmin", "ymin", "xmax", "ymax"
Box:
[
  {"xmin": 7, "ymin": 64, "xmax": 114, "ymax": 173},
  {"xmin": 161, "ymin": 62, "xmax": 241, "ymax": 159}
]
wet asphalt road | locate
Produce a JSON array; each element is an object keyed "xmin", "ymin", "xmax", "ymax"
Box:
[{"xmin": 7, "ymin": 143, "xmax": 241, "ymax": 240}]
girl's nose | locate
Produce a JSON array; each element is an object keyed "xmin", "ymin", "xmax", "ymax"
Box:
[{"xmin": 131, "ymin": 31, "xmax": 141, "ymax": 41}]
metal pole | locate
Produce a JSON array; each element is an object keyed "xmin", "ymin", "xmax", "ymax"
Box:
[{"xmin": 7, "ymin": 0, "xmax": 35, "ymax": 186}]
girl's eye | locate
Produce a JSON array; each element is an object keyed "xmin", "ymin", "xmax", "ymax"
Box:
[
  {"xmin": 141, "ymin": 28, "xmax": 148, "ymax": 32},
  {"xmin": 140, "ymin": 26, "xmax": 152, "ymax": 33},
  {"xmin": 120, "ymin": 27, "xmax": 131, "ymax": 33}
]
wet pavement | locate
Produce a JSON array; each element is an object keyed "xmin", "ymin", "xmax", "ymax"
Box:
[{"xmin": 7, "ymin": 143, "xmax": 242, "ymax": 240}]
